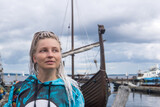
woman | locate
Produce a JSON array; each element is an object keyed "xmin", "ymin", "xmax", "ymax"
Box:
[{"xmin": 4, "ymin": 31, "xmax": 84, "ymax": 107}]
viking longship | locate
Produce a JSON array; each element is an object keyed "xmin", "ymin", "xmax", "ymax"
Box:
[{"xmin": 62, "ymin": 0, "xmax": 110, "ymax": 106}]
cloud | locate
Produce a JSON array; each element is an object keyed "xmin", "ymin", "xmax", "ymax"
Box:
[
  {"xmin": 105, "ymin": 42, "xmax": 160, "ymax": 63},
  {"xmin": 0, "ymin": 39, "xmax": 30, "ymax": 73},
  {"xmin": 0, "ymin": 0, "xmax": 160, "ymax": 74},
  {"xmin": 108, "ymin": 17, "xmax": 160, "ymax": 43},
  {"xmin": 106, "ymin": 61, "xmax": 159, "ymax": 74}
]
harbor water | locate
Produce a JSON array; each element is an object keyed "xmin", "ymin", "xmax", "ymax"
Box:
[
  {"xmin": 107, "ymin": 83, "xmax": 160, "ymax": 107},
  {"xmin": 2, "ymin": 74, "xmax": 160, "ymax": 107}
]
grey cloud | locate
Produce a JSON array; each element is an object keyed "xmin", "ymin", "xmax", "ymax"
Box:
[
  {"xmin": 0, "ymin": 0, "xmax": 160, "ymax": 74},
  {"xmin": 105, "ymin": 43, "xmax": 160, "ymax": 63}
]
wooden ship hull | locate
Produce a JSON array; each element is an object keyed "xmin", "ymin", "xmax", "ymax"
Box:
[{"xmin": 81, "ymin": 70, "xmax": 108, "ymax": 107}]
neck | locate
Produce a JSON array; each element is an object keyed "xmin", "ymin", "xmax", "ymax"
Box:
[{"xmin": 37, "ymin": 69, "xmax": 58, "ymax": 83}]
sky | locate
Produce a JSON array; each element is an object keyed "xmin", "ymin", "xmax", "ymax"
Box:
[{"xmin": 0, "ymin": 0, "xmax": 160, "ymax": 75}]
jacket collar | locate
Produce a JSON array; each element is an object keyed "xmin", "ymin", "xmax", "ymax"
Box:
[{"xmin": 25, "ymin": 75, "xmax": 65, "ymax": 85}]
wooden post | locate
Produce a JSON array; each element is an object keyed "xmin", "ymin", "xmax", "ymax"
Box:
[
  {"xmin": 121, "ymin": 78, "xmax": 123, "ymax": 85},
  {"xmin": 127, "ymin": 76, "xmax": 128, "ymax": 83},
  {"xmin": 112, "ymin": 85, "xmax": 131, "ymax": 107}
]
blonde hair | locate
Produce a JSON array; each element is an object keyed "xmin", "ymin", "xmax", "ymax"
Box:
[{"xmin": 29, "ymin": 31, "xmax": 79, "ymax": 105}]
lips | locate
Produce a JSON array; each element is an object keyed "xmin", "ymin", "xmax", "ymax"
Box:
[{"xmin": 45, "ymin": 60, "xmax": 55, "ymax": 64}]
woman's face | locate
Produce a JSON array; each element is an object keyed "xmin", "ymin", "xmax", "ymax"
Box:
[{"xmin": 33, "ymin": 38, "xmax": 61, "ymax": 72}]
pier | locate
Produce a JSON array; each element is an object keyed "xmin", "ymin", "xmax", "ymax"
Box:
[
  {"xmin": 130, "ymin": 85, "xmax": 160, "ymax": 94},
  {"xmin": 112, "ymin": 78, "xmax": 160, "ymax": 94}
]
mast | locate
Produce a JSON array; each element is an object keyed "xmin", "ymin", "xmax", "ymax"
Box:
[
  {"xmin": 98, "ymin": 25, "xmax": 106, "ymax": 71},
  {"xmin": 71, "ymin": 0, "xmax": 74, "ymax": 79}
]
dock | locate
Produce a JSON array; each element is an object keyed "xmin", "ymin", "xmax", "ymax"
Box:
[
  {"xmin": 112, "ymin": 79, "xmax": 160, "ymax": 94},
  {"xmin": 129, "ymin": 85, "xmax": 160, "ymax": 94}
]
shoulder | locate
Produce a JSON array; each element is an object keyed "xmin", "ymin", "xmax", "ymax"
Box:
[
  {"xmin": 59, "ymin": 77, "xmax": 85, "ymax": 106},
  {"xmin": 12, "ymin": 79, "xmax": 31, "ymax": 96},
  {"xmin": 72, "ymin": 85, "xmax": 85, "ymax": 107},
  {"xmin": 59, "ymin": 77, "xmax": 84, "ymax": 99},
  {"xmin": 13, "ymin": 81, "xmax": 25, "ymax": 88}
]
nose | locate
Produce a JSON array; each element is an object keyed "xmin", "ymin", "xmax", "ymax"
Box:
[{"xmin": 47, "ymin": 50, "xmax": 54, "ymax": 58}]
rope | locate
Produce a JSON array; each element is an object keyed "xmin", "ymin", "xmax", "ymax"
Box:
[
  {"xmin": 60, "ymin": 0, "xmax": 101, "ymax": 82},
  {"xmin": 60, "ymin": 0, "xmax": 70, "ymax": 36}
]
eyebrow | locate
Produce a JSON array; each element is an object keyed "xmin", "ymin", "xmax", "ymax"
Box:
[{"xmin": 39, "ymin": 46, "xmax": 60, "ymax": 50}]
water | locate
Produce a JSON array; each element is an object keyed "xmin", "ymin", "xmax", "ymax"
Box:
[
  {"xmin": 106, "ymin": 74, "xmax": 160, "ymax": 107},
  {"xmin": 107, "ymin": 83, "xmax": 160, "ymax": 107},
  {"xmin": 2, "ymin": 74, "xmax": 160, "ymax": 107},
  {"xmin": 126, "ymin": 92, "xmax": 160, "ymax": 107},
  {"xmin": 2, "ymin": 73, "xmax": 29, "ymax": 85}
]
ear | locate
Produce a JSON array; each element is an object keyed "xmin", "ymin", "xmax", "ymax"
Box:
[{"xmin": 33, "ymin": 56, "xmax": 37, "ymax": 63}]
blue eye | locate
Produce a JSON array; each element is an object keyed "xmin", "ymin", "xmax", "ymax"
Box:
[
  {"xmin": 53, "ymin": 49, "xmax": 58, "ymax": 52},
  {"xmin": 40, "ymin": 49, "xmax": 47, "ymax": 52}
]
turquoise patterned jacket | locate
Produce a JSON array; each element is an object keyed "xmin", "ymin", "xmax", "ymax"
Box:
[{"xmin": 4, "ymin": 75, "xmax": 84, "ymax": 107}]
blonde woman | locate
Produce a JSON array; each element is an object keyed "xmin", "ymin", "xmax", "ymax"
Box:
[{"xmin": 4, "ymin": 31, "xmax": 84, "ymax": 107}]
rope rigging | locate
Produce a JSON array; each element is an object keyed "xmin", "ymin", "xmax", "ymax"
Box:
[{"xmin": 60, "ymin": 0, "xmax": 102, "ymax": 82}]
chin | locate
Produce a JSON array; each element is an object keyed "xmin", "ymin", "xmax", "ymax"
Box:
[{"xmin": 44, "ymin": 66, "xmax": 58, "ymax": 70}]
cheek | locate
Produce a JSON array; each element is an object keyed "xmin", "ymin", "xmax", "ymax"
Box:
[
  {"xmin": 33, "ymin": 54, "xmax": 43, "ymax": 63},
  {"xmin": 58, "ymin": 54, "xmax": 62, "ymax": 61},
  {"xmin": 56, "ymin": 54, "xmax": 61, "ymax": 63}
]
